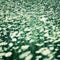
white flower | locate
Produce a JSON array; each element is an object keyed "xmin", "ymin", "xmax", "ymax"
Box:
[
  {"xmin": 44, "ymin": 41, "xmax": 49, "ymax": 43},
  {"xmin": 4, "ymin": 48, "xmax": 8, "ymax": 51},
  {"xmin": 45, "ymin": 30, "xmax": 49, "ymax": 32},
  {"xmin": 18, "ymin": 49, "xmax": 21, "ymax": 53},
  {"xmin": 19, "ymin": 51, "xmax": 30, "ymax": 59},
  {"xmin": 9, "ymin": 43, "xmax": 13, "ymax": 47},
  {"xmin": 25, "ymin": 54, "xmax": 33, "ymax": 60},
  {"xmin": 21, "ymin": 45, "xmax": 29, "ymax": 51},
  {"xmin": 55, "ymin": 48, "xmax": 59, "ymax": 51},
  {"xmin": 43, "ymin": 58, "xmax": 49, "ymax": 60},
  {"xmin": 40, "ymin": 17, "xmax": 47, "ymax": 22},
  {"xmin": 57, "ymin": 55, "xmax": 60, "ymax": 58},
  {"xmin": 8, "ymin": 24, "xmax": 11, "ymax": 28},
  {"xmin": 24, "ymin": 27, "xmax": 31, "ymax": 31},
  {"xmin": 41, "ymin": 48, "xmax": 51, "ymax": 55},
  {"xmin": 35, "ymin": 43, "xmax": 44, "ymax": 47},
  {"xmin": 57, "ymin": 44, "xmax": 60, "ymax": 46},
  {"xmin": 53, "ymin": 39, "xmax": 60, "ymax": 43},
  {"xmin": 44, "ymin": 33, "xmax": 49, "ymax": 37},
  {"xmin": 36, "ymin": 49, "xmax": 42, "ymax": 54},
  {"xmin": 48, "ymin": 54, "xmax": 54, "ymax": 60},
  {"xmin": 17, "ymin": 31, "xmax": 23, "ymax": 37},
  {"xmin": 10, "ymin": 31, "xmax": 18, "ymax": 38},
  {"xmin": 29, "ymin": 39, "xmax": 34, "ymax": 43},
  {"xmin": 25, "ymin": 36, "xmax": 31, "ymax": 41},
  {"xmin": 12, "ymin": 38, "xmax": 17, "ymax": 42},
  {"xmin": 36, "ymin": 56, "xmax": 42, "ymax": 60},
  {"xmin": 49, "ymin": 47, "xmax": 54, "ymax": 51},
  {"xmin": 26, "ymin": 31, "xmax": 32, "ymax": 35},
  {"xmin": 5, "ymin": 52, "xmax": 12, "ymax": 57},
  {"xmin": 0, "ymin": 53, "xmax": 5, "ymax": 57},
  {"xmin": 36, "ymin": 47, "xmax": 51, "ymax": 56},
  {"xmin": 0, "ymin": 42, "xmax": 7, "ymax": 46},
  {"xmin": 13, "ymin": 46, "xmax": 19, "ymax": 50}
]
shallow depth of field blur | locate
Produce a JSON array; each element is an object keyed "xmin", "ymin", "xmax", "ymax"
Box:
[{"xmin": 0, "ymin": 0, "xmax": 60, "ymax": 60}]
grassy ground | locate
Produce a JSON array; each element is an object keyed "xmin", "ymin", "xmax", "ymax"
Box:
[{"xmin": 0, "ymin": 0, "xmax": 60, "ymax": 60}]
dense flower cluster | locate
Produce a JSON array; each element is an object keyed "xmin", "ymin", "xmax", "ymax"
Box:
[{"xmin": 0, "ymin": 0, "xmax": 60, "ymax": 60}]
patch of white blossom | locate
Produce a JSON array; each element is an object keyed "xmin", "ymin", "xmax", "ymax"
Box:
[
  {"xmin": 25, "ymin": 54, "xmax": 33, "ymax": 60},
  {"xmin": 36, "ymin": 56, "xmax": 42, "ymax": 60},
  {"xmin": 9, "ymin": 43, "xmax": 13, "ymax": 47},
  {"xmin": 19, "ymin": 51, "xmax": 31, "ymax": 59},
  {"xmin": 21, "ymin": 45, "xmax": 29, "ymax": 51},
  {"xmin": 36, "ymin": 47, "xmax": 51, "ymax": 56},
  {"xmin": 12, "ymin": 38, "xmax": 17, "ymax": 42},
  {"xmin": 4, "ymin": 52, "xmax": 12, "ymax": 57},
  {"xmin": 0, "ymin": 42, "xmax": 7, "ymax": 46}
]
